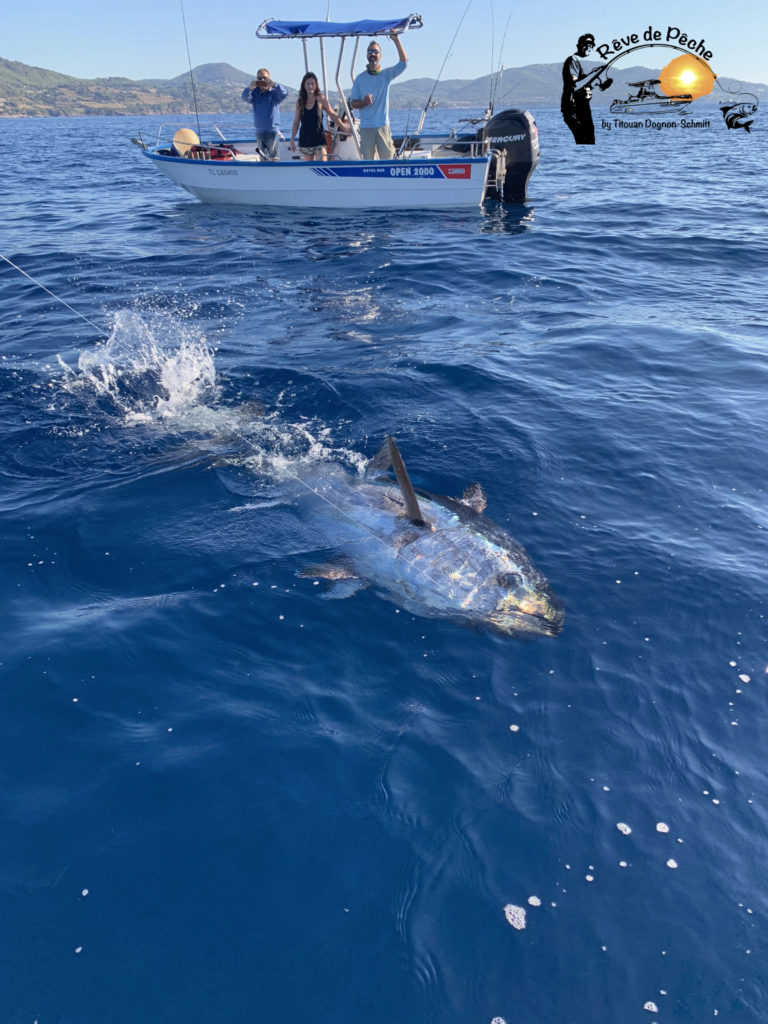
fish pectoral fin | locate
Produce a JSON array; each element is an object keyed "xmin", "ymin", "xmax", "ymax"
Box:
[
  {"xmin": 319, "ymin": 578, "xmax": 369, "ymax": 601},
  {"xmin": 299, "ymin": 559, "xmax": 360, "ymax": 581},
  {"xmin": 460, "ymin": 482, "xmax": 488, "ymax": 514}
]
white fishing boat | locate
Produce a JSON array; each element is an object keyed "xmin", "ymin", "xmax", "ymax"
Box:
[
  {"xmin": 610, "ymin": 79, "xmax": 693, "ymax": 116},
  {"xmin": 132, "ymin": 15, "xmax": 539, "ymax": 210}
]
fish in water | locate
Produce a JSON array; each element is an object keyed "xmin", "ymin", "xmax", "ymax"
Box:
[
  {"xmin": 298, "ymin": 437, "xmax": 563, "ymax": 637},
  {"xmin": 719, "ymin": 101, "xmax": 757, "ymax": 133}
]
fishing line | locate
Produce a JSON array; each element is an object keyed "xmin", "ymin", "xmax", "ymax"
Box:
[
  {"xmin": 489, "ymin": 9, "xmax": 514, "ymax": 114},
  {"xmin": 0, "ymin": 254, "xmax": 109, "ymax": 339},
  {"xmin": 712, "ymin": 78, "xmax": 757, "ymax": 102},
  {"xmin": 416, "ymin": 0, "xmax": 473, "ymax": 133},
  {"xmin": 0, "ymin": 249, "xmax": 480, "ymax": 597}
]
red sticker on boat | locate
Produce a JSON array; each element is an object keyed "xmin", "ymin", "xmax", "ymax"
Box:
[{"xmin": 437, "ymin": 163, "xmax": 472, "ymax": 178}]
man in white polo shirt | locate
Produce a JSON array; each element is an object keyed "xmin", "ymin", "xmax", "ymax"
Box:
[{"xmin": 349, "ymin": 32, "xmax": 408, "ymax": 159}]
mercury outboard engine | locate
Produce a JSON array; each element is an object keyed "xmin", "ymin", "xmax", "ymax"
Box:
[{"xmin": 480, "ymin": 109, "xmax": 539, "ymax": 203}]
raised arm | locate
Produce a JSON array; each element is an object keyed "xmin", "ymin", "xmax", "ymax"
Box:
[{"xmin": 390, "ymin": 30, "xmax": 407, "ymax": 63}]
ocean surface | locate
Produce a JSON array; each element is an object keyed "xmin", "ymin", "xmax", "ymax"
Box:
[{"xmin": 1, "ymin": 106, "xmax": 766, "ymax": 1023}]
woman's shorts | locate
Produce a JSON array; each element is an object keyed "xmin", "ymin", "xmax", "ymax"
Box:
[{"xmin": 299, "ymin": 145, "xmax": 327, "ymax": 159}]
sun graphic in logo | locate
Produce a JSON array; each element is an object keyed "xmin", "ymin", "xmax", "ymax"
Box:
[{"xmin": 658, "ymin": 54, "xmax": 716, "ymax": 99}]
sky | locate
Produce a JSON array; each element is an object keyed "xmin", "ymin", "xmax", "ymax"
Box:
[{"xmin": 4, "ymin": 0, "xmax": 767, "ymax": 86}]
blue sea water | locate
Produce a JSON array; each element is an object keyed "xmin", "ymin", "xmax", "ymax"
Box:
[{"xmin": 1, "ymin": 107, "xmax": 766, "ymax": 1023}]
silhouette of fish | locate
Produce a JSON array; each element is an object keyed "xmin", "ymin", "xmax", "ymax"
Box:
[{"xmin": 719, "ymin": 102, "xmax": 757, "ymax": 133}]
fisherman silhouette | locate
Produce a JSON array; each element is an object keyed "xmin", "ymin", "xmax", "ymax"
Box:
[{"xmin": 561, "ymin": 34, "xmax": 613, "ymax": 144}]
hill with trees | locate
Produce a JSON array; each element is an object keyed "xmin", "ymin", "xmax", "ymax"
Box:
[{"xmin": 0, "ymin": 56, "xmax": 763, "ymax": 117}]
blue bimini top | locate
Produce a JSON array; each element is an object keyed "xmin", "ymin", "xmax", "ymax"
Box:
[{"xmin": 256, "ymin": 15, "xmax": 422, "ymax": 39}]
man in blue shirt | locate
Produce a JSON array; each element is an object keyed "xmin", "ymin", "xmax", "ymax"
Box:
[
  {"xmin": 349, "ymin": 32, "xmax": 407, "ymax": 159},
  {"xmin": 242, "ymin": 70, "xmax": 289, "ymax": 160}
]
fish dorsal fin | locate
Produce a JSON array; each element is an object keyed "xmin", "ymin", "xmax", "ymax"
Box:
[
  {"xmin": 387, "ymin": 436, "xmax": 427, "ymax": 527},
  {"xmin": 460, "ymin": 482, "xmax": 487, "ymax": 514}
]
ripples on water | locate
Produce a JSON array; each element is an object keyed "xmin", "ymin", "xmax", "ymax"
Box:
[{"xmin": 1, "ymin": 109, "xmax": 766, "ymax": 1022}]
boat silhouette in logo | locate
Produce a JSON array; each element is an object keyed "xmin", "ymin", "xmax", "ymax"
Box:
[{"xmin": 610, "ymin": 79, "xmax": 693, "ymax": 115}]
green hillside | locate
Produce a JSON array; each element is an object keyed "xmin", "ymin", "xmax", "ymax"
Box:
[
  {"xmin": 1, "ymin": 55, "xmax": 764, "ymax": 116},
  {"xmin": 0, "ymin": 58, "xmax": 257, "ymax": 116}
]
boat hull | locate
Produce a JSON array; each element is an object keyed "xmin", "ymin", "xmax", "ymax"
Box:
[
  {"xmin": 143, "ymin": 150, "xmax": 491, "ymax": 209},
  {"xmin": 609, "ymin": 99, "xmax": 691, "ymax": 115}
]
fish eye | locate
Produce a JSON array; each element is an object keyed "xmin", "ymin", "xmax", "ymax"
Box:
[{"xmin": 495, "ymin": 571, "xmax": 523, "ymax": 589}]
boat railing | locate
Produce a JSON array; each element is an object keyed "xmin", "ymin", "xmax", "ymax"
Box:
[
  {"xmin": 136, "ymin": 120, "xmax": 493, "ymax": 164},
  {"xmin": 397, "ymin": 133, "xmax": 491, "ymax": 159}
]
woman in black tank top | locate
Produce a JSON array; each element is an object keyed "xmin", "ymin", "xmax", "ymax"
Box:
[{"xmin": 290, "ymin": 72, "xmax": 347, "ymax": 161}]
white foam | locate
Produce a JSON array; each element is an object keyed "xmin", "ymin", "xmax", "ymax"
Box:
[
  {"xmin": 60, "ymin": 310, "xmax": 217, "ymax": 426},
  {"xmin": 527, "ymin": 896, "xmax": 541, "ymax": 906},
  {"xmin": 504, "ymin": 904, "xmax": 526, "ymax": 930},
  {"xmin": 617, "ymin": 822, "xmax": 632, "ymax": 835},
  {"xmin": 656, "ymin": 822, "xmax": 670, "ymax": 833}
]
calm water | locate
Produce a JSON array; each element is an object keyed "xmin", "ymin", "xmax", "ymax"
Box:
[{"xmin": 1, "ymin": 108, "xmax": 766, "ymax": 1023}]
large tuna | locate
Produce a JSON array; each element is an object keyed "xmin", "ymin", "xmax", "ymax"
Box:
[{"xmin": 298, "ymin": 438, "xmax": 563, "ymax": 638}]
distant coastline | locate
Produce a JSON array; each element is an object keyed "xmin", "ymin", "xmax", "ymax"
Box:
[{"xmin": 1, "ymin": 55, "xmax": 764, "ymax": 117}]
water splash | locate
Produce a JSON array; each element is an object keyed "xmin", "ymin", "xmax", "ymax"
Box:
[
  {"xmin": 54, "ymin": 309, "xmax": 371, "ymax": 481},
  {"xmin": 234, "ymin": 417, "xmax": 368, "ymax": 481},
  {"xmin": 58, "ymin": 310, "xmax": 217, "ymax": 426}
]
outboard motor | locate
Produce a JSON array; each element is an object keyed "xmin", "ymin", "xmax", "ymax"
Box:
[{"xmin": 480, "ymin": 109, "xmax": 539, "ymax": 203}]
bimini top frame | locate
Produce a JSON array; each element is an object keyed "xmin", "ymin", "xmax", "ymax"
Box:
[
  {"xmin": 255, "ymin": 15, "xmax": 423, "ymax": 158},
  {"xmin": 255, "ymin": 15, "xmax": 422, "ymax": 39}
]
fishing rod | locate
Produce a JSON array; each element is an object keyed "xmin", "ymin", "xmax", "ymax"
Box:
[
  {"xmin": 488, "ymin": 8, "xmax": 513, "ymax": 116},
  {"xmin": 574, "ymin": 43, "xmax": 717, "ymax": 93},
  {"xmin": 0, "ymin": 254, "xmax": 109, "ymax": 339},
  {"xmin": 415, "ymin": 0, "xmax": 473, "ymax": 134},
  {"xmin": 179, "ymin": 0, "xmax": 203, "ymax": 139}
]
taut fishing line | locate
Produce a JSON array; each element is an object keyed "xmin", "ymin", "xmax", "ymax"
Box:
[
  {"xmin": 0, "ymin": 254, "xmax": 109, "ymax": 339},
  {"xmin": 0, "ymin": 253, "xmax": 473, "ymax": 597}
]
